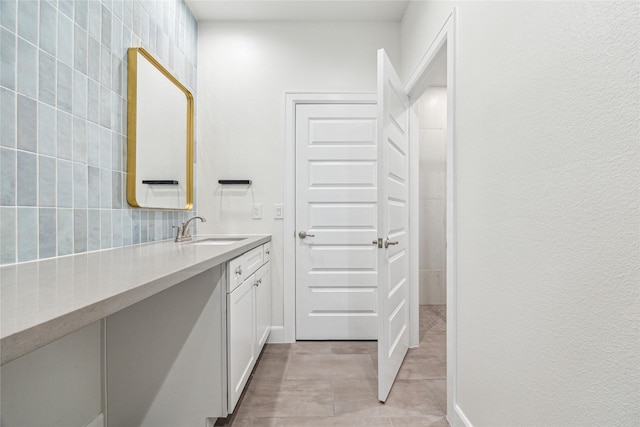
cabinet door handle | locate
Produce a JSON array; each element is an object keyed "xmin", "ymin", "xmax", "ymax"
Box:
[
  {"xmin": 265, "ymin": 249, "xmax": 270, "ymax": 254},
  {"xmin": 254, "ymin": 279, "xmax": 262, "ymax": 287},
  {"xmin": 235, "ymin": 266, "xmax": 242, "ymax": 275}
]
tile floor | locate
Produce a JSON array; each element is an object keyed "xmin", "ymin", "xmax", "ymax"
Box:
[{"xmin": 221, "ymin": 305, "xmax": 447, "ymax": 427}]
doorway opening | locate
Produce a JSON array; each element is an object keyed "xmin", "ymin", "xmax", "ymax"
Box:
[
  {"xmin": 417, "ymin": 86, "xmax": 447, "ymax": 310},
  {"xmin": 395, "ymin": 78, "xmax": 448, "ymax": 413},
  {"xmin": 405, "ymin": 7, "xmax": 456, "ymax": 423}
]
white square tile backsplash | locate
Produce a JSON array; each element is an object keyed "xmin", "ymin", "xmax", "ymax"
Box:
[{"xmin": 0, "ymin": 0, "xmax": 198, "ymax": 265}]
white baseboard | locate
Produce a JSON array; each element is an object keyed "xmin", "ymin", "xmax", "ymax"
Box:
[
  {"xmin": 86, "ymin": 413, "xmax": 104, "ymax": 427},
  {"xmin": 267, "ymin": 326, "xmax": 290, "ymax": 343},
  {"xmin": 450, "ymin": 404, "xmax": 472, "ymax": 427}
]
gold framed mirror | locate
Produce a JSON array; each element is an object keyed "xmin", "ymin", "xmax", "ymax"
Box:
[{"xmin": 126, "ymin": 47, "xmax": 194, "ymax": 210}]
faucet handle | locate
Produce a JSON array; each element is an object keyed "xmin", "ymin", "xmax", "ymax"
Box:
[
  {"xmin": 172, "ymin": 225, "xmax": 183, "ymax": 242},
  {"xmin": 182, "ymin": 222, "xmax": 192, "ymax": 238}
]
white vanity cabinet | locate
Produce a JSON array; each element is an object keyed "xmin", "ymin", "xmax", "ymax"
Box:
[
  {"xmin": 227, "ymin": 242, "xmax": 271, "ymax": 413},
  {"xmin": 2, "ymin": 234, "xmax": 272, "ymax": 427}
]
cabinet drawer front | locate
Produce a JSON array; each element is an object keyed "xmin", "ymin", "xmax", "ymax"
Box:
[
  {"xmin": 228, "ymin": 256, "xmax": 244, "ymax": 292},
  {"xmin": 262, "ymin": 242, "xmax": 271, "ymax": 263},
  {"xmin": 243, "ymin": 246, "xmax": 264, "ymax": 278}
]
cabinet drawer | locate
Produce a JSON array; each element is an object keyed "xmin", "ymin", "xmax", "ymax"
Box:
[
  {"xmin": 243, "ymin": 245, "xmax": 264, "ymax": 279},
  {"xmin": 228, "ymin": 255, "xmax": 244, "ymax": 293},
  {"xmin": 262, "ymin": 242, "xmax": 271, "ymax": 263},
  {"xmin": 228, "ymin": 245, "xmax": 265, "ymax": 293}
]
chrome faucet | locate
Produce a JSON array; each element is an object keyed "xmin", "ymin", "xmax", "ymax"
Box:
[{"xmin": 173, "ymin": 216, "xmax": 206, "ymax": 242}]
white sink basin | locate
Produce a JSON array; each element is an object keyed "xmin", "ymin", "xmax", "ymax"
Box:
[{"xmin": 190, "ymin": 237, "xmax": 247, "ymax": 246}]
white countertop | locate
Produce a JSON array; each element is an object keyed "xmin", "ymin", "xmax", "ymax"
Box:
[{"xmin": 0, "ymin": 234, "xmax": 271, "ymax": 365}]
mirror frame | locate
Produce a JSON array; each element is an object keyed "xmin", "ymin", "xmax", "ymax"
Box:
[{"xmin": 126, "ymin": 47, "xmax": 194, "ymax": 209}]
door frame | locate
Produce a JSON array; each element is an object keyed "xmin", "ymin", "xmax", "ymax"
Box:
[
  {"xmin": 283, "ymin": 93, "xmax": 381, "ymax": 343},
  {"xmin": 404, "ymin": 8, "xmax": 460, "ymax": 425}
]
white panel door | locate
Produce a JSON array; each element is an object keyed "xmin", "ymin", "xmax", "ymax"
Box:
[
  {"xmin": 296, "ymin": 103, "xmax": 378, "ymax": 340},
  {"xmin": 376, "ymin": 49, "xmax": 410, "ymax": 402}
]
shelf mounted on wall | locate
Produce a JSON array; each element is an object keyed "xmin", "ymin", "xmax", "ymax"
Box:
[{"xmin": 218, "ymin": 180, "xmax": 252, "ymax": 185}]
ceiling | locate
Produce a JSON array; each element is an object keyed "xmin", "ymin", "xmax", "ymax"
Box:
[{"xmin": 185, "ymin": 0, "xmax": 410, "ymax": 22}]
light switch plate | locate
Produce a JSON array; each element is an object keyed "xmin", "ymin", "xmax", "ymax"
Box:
[
  {"xmin": 252, "ymin": 204, "xmax": 262, "ymax": 219},
  {"xmin": 274, "ymin": 204, "xmax": 284, "ymax": 219}
]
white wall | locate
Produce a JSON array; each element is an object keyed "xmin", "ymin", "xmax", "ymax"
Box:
[
  {"xmin": 196, "ymin": 22, "xmax": 401, "ymax": 326},
  {"xmin": 419, "ymin": 87, "xmax": 447, "ymax": 305},
  {"xmin": 400, "ymin": 1, "xmax": 456, "ymax": 82},
  {"xmin": 402, "ymin": 1, "xmax": 640, "ymax": 425}
]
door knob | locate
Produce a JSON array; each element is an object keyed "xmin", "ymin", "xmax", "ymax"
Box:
[
  {"xmin": 384, "ymin": 238, "xmax": 399, "ymax": 248},
  {"xmin": 298, "ymin": 231, "xmax": 315, "ymax": 239}
]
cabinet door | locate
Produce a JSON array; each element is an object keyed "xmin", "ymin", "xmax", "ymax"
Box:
[
  {"xmin": 227, "ymin": 274, "xmax": 255, "ymax": 412},
  {"xmin": 255, "ymin": 263, "xmax": 271, "ymax": 352}
]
